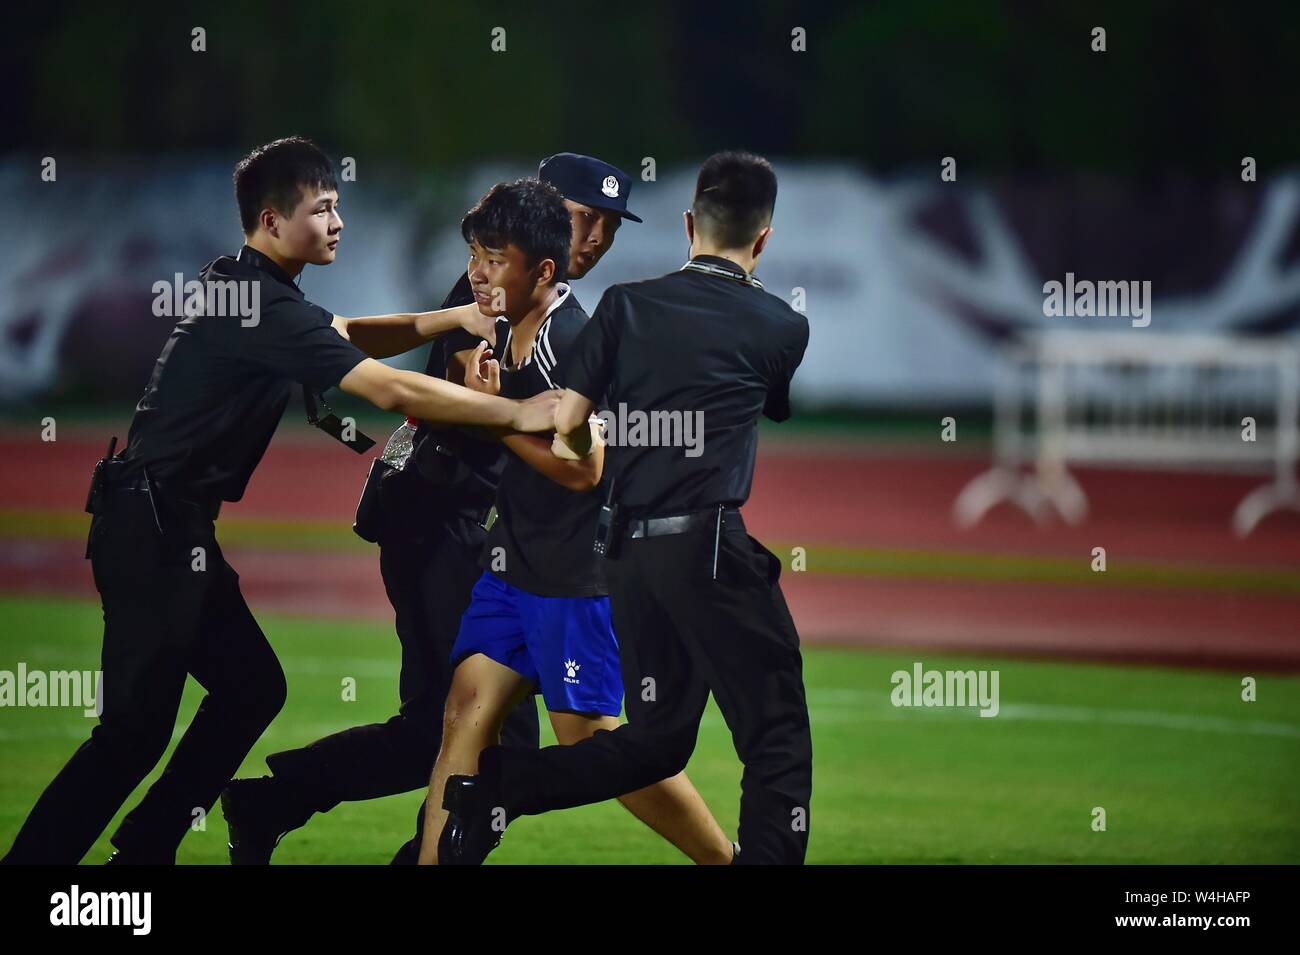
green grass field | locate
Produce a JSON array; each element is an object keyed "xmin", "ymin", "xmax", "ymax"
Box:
[{"xmin": 0, "ymin": 594, "xmax": 1297, "ymax": 864}]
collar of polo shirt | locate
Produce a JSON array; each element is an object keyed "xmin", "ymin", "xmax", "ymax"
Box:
[
  {"xmin": 682, "ymin": 255, "xmax": 763, "ymax": 289},
  {"xmin": 237, "ymin": 245, "xmax": 301, "ymax": 294}
]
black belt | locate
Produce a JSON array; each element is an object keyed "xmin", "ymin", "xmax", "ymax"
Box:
[
  {"xmin": 625, "ymin": 506, "xmax": 743, "ymax": 540},
  {"xmin": 106, "ymin": 477, "xmax": 222, "ymax": 521},
  {"xmin": 448, "ymin": 502, "xmax": 495, "ymax": 531}
]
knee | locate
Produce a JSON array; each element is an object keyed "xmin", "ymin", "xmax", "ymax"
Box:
[
  {"xmin": 257, "ymin": 667, "xmax": 288, "ymax": 725},
  {"xmin": 441, "ymin": 680, "xmax": 481, "ymax": 740},
  {"xmin": 645, "ymin": 728, "xmax": 697, "ymax": 780},
  {"xmin": 235, "ymin": 659, "xmax": 287, "ymax": 728},
  {"xmin": 662, "ymin": 738, "xmax": 696, "ymax": 778},
  {"xmin": 738, "ymin": 722, "xmax": 812, "ymax": 775},
  {"xmin": 92, "ymin": 716, "xmax": 173, "ymax": 771},
  {"xmin": 387, "ymin": 711, "xmax": 443, "ymax": 766}
]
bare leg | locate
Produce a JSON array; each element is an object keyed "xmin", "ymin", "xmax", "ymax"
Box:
[
  {"xmin": 418, "ymin": 654, "xmax": 532, "ymax": 865},
  {"xmin": 548, "ymin": 711, "xmax": 732, "ymax": 865}
]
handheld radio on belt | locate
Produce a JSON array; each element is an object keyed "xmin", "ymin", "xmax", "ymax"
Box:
[{"xmin": 593, "ymin": 475, "xmax": 621, "ymax": 560}]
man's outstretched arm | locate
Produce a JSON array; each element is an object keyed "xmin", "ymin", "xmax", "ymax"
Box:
[
  {"xmin": 338, "ymin": 358, "xmax": 558, "ymax": 432},
  {"xmin": 332, "ymin": 303, "xmax": 496, "ymax": 359}
]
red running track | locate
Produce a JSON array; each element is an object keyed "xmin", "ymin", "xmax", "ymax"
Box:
[{"xmin": 2, "ymin": 432, "xmax": 1298, "ymax": 669}]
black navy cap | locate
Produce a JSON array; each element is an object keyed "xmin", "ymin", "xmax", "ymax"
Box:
[{"xmin": 538, "ymin": 153, "xmax": 642, "ymax": 223}]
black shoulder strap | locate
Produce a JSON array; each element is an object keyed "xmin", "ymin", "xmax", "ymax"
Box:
[{"xmin": 304, "ymin": 387, "xmax": 376, "ymax": 454}]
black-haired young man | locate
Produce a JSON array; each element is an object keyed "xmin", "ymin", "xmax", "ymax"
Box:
[
  {"xmin": 0, "ymin": 136, "xmax": 556, "ymax": 866},
  {"xmin": 222, "ymin": 154, "xmax": 642, "ymax": 864},
  {"xmin": 416, "ymin": 178, "xmax": 731, "ymax": 865},
  {"xmin": 439, "ymin": 151, "xmax": 814, "ymax": 865}
]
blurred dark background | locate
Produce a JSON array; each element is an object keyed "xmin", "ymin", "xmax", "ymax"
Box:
[{"xmin": 5, "ymin": 1, "xmax": 1298, "ymax": 174}]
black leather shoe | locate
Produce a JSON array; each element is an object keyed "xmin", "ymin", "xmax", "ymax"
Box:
[
  {"xmin": 221, "ymin": 777, "xmax": 302, "ymax": 865},
  {"xmin": 438, "ymin": 775, "xmax": 503, "ymax": 865}
]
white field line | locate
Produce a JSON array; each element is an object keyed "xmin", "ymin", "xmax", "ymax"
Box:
[
  {"xmin": 1, "ymin": 677, "xmax": 1296, "ymax": 741},
  {"xmin": 705, "ymin": 688, "xmax": 1300, "ymax": 739}
]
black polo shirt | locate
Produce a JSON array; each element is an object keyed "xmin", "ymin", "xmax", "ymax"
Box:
[
  {"xmin": 441, "ymin": 284, "xmax": 607, "ymax": 597},
  {"xmin": 118, "ymin": 246, "xmax": 369, "ymax": 502},
  {"xmin": 564, "ymin": 254, "xmax": 809, "ymax": 518}
]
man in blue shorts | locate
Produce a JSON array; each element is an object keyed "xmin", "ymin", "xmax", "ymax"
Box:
[{"xmin": 416, "ymin": 177, "xmax": 733, "ymax": 864}]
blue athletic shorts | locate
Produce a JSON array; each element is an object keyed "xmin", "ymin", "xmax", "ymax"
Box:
[{"xmin": 450, "ymin": 571, "xmax": 623, "ymax": 717}]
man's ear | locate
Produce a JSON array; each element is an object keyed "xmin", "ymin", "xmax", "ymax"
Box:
[
  {"xmin": 536, "ymin": 256, "xmax": 557, "ymax": 286},
  {"xmin": 752, "ymin": 224, "xmax": 773, "ymax": 259},
  {"xmin": 683, "ymin": 210, "xmax": 695, "ymax": 244},
  {"xmin": 259, "ymin": 207, "xmax": 279, "ymax": 239}
]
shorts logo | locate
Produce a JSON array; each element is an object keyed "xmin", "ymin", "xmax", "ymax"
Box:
[
  {"xmin": 601, "ymin": 176, "xmax": 619, "ymax": 198},
  {"xmin": 563, "ymin": 659, "xmax": 581, "ymax": 684}
]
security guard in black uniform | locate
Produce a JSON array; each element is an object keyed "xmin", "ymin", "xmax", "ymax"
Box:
[
  {"xmin": 0, "ymin": 137, "xmax": 557, "ymax": 865},
  {"xmin": 221, "ymin": 154, "xmax": 640, "ymax": 864},
  {"xmin": 438, "ymin": 151, "xmax": 814, "ymax": 866}
]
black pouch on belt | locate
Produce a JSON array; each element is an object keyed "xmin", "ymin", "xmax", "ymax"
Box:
[
  {"xmin": 84, "ymin": 436, "xmax": 118, "ymax": 516},
  {"xmin": 83, "ymin": 436, "xmax": 119, "ymax": 558},
  {"xmin": 352, "ymin": 458, "xmax": 395, "ymax": 543}
]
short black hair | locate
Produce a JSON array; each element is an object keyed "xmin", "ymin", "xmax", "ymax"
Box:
[
  {"xmin": 461, "ymin": 178, "xmax": 571, "ymax": 283},
  {"xmin": 234, "ymin": 136, "xmax": 338, "ymax": 234},
  {"xmin": 691, "ymin": 151, "xmax": 778, "ymax": 249}
]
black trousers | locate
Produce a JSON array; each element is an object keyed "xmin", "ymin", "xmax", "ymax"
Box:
[
  {"xmin": 263, "ymin": 514, "xmax": 539, "ymax": 821},
  {"xmin": 2, "ymin": 491, "xmax": 287, "ymax": 864},
  {"xmin": 479, "ymin": 519, "xmax": 814, "ymax": 864}
]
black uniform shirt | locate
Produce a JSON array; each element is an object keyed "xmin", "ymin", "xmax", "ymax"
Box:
[
  {"xmin": 446, "ymin": 284, "xmax": 607, "ymax": 597},
  {"xmin": 119, "ymin": 246, "xmax": 369, "ymax": 502},
  {"xmin": 565, "ymin": 254, "xmax": 809, "ymax": 518}
]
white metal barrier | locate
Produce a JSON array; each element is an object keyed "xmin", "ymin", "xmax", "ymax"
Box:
[{"xmin": 953, "ymin": 332, "xmax": 1300, "ymax": 537}]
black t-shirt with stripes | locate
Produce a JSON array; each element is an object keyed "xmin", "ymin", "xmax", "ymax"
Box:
[{"xmin": 447, "ymin": 284, "xmax": 607, "ymax": 597}]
